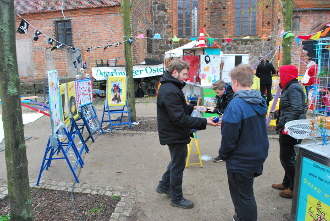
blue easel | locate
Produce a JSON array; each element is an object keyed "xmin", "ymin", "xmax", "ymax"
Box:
[
  {"xmin": 101, "ymin": 100, "xmax": 132, "ymax": 131},
  {"xmin": 36, "ymin": 126, "xmax": 84, "ymax": 185}
]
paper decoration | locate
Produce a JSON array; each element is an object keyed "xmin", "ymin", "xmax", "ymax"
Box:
[
  {"xmin": 200, "ymin": 55, "xmax": 221, "ymax": 87},
  {"xmin": 152, "ymin": 33, "xmax": 161, "ymax": 39},
  {"xmin": 208, "ymin": 38, "xmax": 215, "ymax": 46},
  {"xmin": 310, "ymin": 31, "xmax": 321, "ymax": 40},
  {"xmin": 260, "ymin": 33, "xmax": 268, "ymax": 41},
  {"xmin": 284, "ymin": 32, "xmax": 294, "ymax": 39},
  {"xmin": 136, "ymin": 34, "xmax": 145, "ymax": 38},
  {"xmin": 225, "ymin": 39, "xmax": 233, "ymax": 43},
  {"xmin": 172, "ymin": 35, "xmax": 180, "ymax": 42},
  {"xmin": 190, "ymin": 37, "xmax": 197, "ymax": 41},
  {"xmin": 297, "ymin": 35, "xmax": 312, "ymax": 40},
  {"xmin": 321, "ymin": 27, "xmax": 330, "ymax": 37},
  {"xmin": 17, "ymin": 19, "xmax": 29, "ymax": 34}
]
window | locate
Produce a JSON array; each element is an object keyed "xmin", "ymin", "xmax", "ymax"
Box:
[
  {"xmin": 292, "ymin": 17, "xmax": 300, "ymax": 31},
  {"xmin": 55, "ymin": 20, "xmax": 72, "ymax": 45},
  {"xmin": 177, "ymin": 0, "xmax": 199, "ymax": 38},
  {"xmin": 235, "ymin": 0, "xmax": 257, "ymax": 36}
]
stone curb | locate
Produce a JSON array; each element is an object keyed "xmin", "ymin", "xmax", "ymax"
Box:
[{"xmin": 0, "ymin": 179, "xmax": 137, "ymax": 221}]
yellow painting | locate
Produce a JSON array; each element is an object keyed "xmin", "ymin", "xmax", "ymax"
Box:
[
  {"xmin": 60, "ymin": 83, "xmax": 70, "ymax": 126},
  {"xmin": 67, "ymin": 81, "xmax": 79, "ymax": 120},
  {"xmin": 107, "ymin": 76, "xmax": 127, "ymax": 106}
]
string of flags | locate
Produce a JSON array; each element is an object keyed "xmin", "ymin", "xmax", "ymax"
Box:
[{"xmin": 16, "ymin": 13, "xmax": 330, "ymax": 56}]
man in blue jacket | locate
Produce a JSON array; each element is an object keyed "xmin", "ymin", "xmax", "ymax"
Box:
[
  {"xmin": 156, "ymin": 59, "xmax": 217, "ymax": 209},
  {"xmin": 219, "ymin": 64, "xmax": 269, "ymax": 221}
]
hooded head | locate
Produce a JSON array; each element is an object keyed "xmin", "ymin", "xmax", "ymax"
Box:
[{"xmin": 279, "ymin": 65, "xmax": 298, "ymax": 88}]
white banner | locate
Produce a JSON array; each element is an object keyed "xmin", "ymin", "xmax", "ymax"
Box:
[{"xmin": 92, "ymin": 64, "xmax": 164, "ymax": 80}]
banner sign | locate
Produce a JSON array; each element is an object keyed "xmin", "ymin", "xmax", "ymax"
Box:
[
  {"xmin": 296, "ymin": 157, "xmax": 330, "ymax": 221},
  {"xmin": 92, "ymin": 64, "xmax": 164, "ymax": 80}
]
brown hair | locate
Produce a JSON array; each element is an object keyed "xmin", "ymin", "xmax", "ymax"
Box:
[
  {"xmin": 167, "ymin": 59, "xmax": 190, "ymax": 74},
  {"xmin": 229, "ymin": 64, "xmax": 254, "ymax": 87},
  {"xmin": 211, "ymin": 79, "xmax": 226, "ymax": 90}
]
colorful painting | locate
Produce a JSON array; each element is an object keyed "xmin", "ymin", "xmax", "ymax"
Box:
[
  {"xmin": 200, "ymin": 55, "xmax": 221, "ymax": 87},
  {"xmin": 67, "ymin": 81, "xmax": 79, "ymax": 120},
  {"xmin": 47, "ymin": 70, "xmax": 62, "ymax": 134},
  {"xmin": 107, "ymin": 76, "xmax": 126, "ymax": 106},
  {"xmin": 75, "ymin": 78, "xmax": 93, "ymax": 108},
  {"xmin": 202, "ymin": 88, "xmax": 218, "ymax": 117},
  {"xmin": 296, "ymin": 157, "xmax": 330, "ymax": 221},
  {"xmin": 60, "ymin": 83, "xmax": 70, "ymax": 126}
]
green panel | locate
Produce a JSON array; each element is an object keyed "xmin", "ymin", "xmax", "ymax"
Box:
[{"xmin": 202, "ymin": 88, "xmax": 218, "ymax": 117}]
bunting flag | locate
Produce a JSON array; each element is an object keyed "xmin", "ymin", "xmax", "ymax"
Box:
[
  {"xmin": 17, "ymin": 19, "xmax": 29, "ymax": 34},
  {"xmin": 295, "ymin": 36, "xmax": 301, "ymax": 46},
  {"xmin": 260, "ymin": 33, "xmax": 268, "ymax": 41},
  {"xmin": 225, "ymin": 39, "xmax": 233, "ymax": 43},
  {"xmin": 33, "ymin": 30, "xmax": 42, "ymax": 41},
  {"xmin": 136, "ymin": 34, "xmax": 144, "ymax": 38},
  {"xmin": 297, "ymin": 35, "xmax": 312, "ymax": 40},
  {"xmin": 284, "ymin": 32, "xmax": 294, "ymax": 39},
  {"xmin": 208, "ymin": 38, "xmax": 215, "ymax": 46},
  {"xmin": 172, "ymin": 35, "xmax": 180, "ymax": 42},
  {"xmin": 310, "ymin": 31, "xmax": 321, "ymax": 40},
  {"xmin": 321, "ymin": 27, "xmax": 330, "ymax": 37}
]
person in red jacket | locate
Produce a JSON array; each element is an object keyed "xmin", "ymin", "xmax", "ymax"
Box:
[{"xmin": 302, "ymin": 60, "xmax": 318, "ymax": 100}]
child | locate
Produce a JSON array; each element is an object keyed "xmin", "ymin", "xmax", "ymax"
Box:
[{"xmin": 219, "ymin": 64, "xmax": 269, "ymax": 221}]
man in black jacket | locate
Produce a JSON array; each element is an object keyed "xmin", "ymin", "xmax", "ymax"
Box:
[
  {"xmin": 156, "ymin": 59, "xmax": 217, "ymax": 209},
  {"xmin": 256, "ymin": 58, "xmax": 276, "ymax": 106}
]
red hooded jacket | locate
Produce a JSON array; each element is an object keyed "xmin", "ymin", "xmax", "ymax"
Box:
[{"xmin": 279, "ymin": 65, "xmax": 298, "ymax": 89}]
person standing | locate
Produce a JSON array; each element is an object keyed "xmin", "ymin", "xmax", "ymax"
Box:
[
  {"xmin": 219, "ymin": 64, "xmax": 269, "ymax": 221},
  {"xmin": 256, "ymin": 58, "xmax": 276, "ymax": 106},
  {"xmin": 156, "ymin": 59, "xmax": 217, "ymax": 209},
  {"xmin": 205, "ymin": 79, "xmax": 235, "ymax": 163},
  {"xmin": 272, "ymin": 65, "xmax": 306, "ymax": 198}
]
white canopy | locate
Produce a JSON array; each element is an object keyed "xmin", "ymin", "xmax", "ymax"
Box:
[{"xmin": 164, "ymin": 41, "xmax": 197, "ymax": 58}]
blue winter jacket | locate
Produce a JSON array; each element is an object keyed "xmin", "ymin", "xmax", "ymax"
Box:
[{"xmin": 219, "ymin": 90, "xmax": 269, "ymax": 176}]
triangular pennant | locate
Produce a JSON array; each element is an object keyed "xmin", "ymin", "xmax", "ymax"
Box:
[
  {"xmin": 260, "ymin": 33, "xmax": 268, "ymax": 41},
  {"xmin": 190, "ymin": 37, "xmax": 197, "ymax": 41},
  {"xmin": 280, "ymin": 30, "xmax": 284, "ymax": 35},
  {"xmin": 321, "ymin": 27, "xmax": 330, "ymax": 37},
  {"xmin": 136, "ymin": 34, "xmax": 144, "ymax": 38},
  {"xmin": 172, "ymin": 35, "xmax": 180, "ymax": 42},
  {"xmin": 297, "ymin": 35, "xmax": 312, "ymax": 40},
  {"xmin": 242, "ymin": 36, "xmax": 250, "ymax": 39},
  {"xmin": 225, "ymin": 39, "xmax": 233, "ymax": 43},
  {"xmin": 295, "ymin": 37, "xmax": 301, "ymax": 46},
  {"xmin": 33, "ymin": 30, "xmax": 42, "ymax": 41},
  {"xmin": 17, "ymin": 19, "xmax": 29, "ymax": 34},
  {"xmin": 208, "ymin": 38, "xmax": 215, "ymax": 46},
  {"xmin": 310, "ymin": 31, "xmax": 321, "ymax": 40},
  {"xmin": 284, "ymin": 32, "xmax": 294, "ymax": 39}
]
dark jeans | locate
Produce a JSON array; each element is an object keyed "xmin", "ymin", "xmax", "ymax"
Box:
[
  {"xmin": 227, "ymin": 171, "xmax": 257, "ymax": 221},
  {"xmin": 260, "ymin": 84, "xmax": 272, "ymax": 106},
  {"xmin": 157, "ymin": 143, "xmax": 187, "ymax": 202},
  {"xmin": 279, "ymin": 133, "xmax": 301, "ymax": 190}
]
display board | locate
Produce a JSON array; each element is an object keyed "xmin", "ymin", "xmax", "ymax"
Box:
[
  {"xmin": 200, "ymin": 55, "xmax": 221, "ymax": 87},
  {"xmin": 47, "ymin": 70, "xmax": 62, "ymax": 134},
  {"xmin": 75, "ymin": 78, "xmax": 93, "ymax": 108},
  {"xmin": 296, "ymin": 157, "xmax": 330, "ymax": 221},
  {"xmin": 221, "ymin": 54, "xmax": 249, "ymax": 83},
  {"xmin": 60, "ymin": 83, "xmax": 70, "ymax": 126},
  {"xmin": 80, "ymin": 104, "xmax": 102, "ymax": 134},
  {"xmin": 67, "ymin": 81, "xmax": 79, "ymax": 120},
  {"xmin": 106, "ymin": 76, "xmax": 127, "ymax": 106}
]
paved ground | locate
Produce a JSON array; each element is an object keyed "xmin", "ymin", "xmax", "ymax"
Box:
[{"xmin": 0, "ymin": 98, "xmax": 294, "ymax": 221}]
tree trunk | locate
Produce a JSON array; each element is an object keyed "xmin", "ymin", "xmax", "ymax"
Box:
[
  {"xmin": 0, "ymin": 0, "xmax": 34, "ymax": 220},
  {"xmin": 122, "ymin": 0, "xmax": 136, "ymax": 121},
  {"xmin": 282, "ymin": 0, "xmax": 294, "ymax": 65}
]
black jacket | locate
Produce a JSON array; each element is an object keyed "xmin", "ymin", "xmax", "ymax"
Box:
[
  {"xmin": 157, "ymin": 72, "xmax": 207, "ymax": 145},
  {"xmin": 256, "ymin": 60, "xmax": 276, "ymax": 85},
  {"xmin": 276, "ymin": 79, "xmax": 306, "ymax": 133},
  {"xmin": 207, "ymin": 84, "xmax": 235, "ymax": 115}
]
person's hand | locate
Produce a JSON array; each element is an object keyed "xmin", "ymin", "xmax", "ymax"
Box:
[
  {"xmin": 207, "ymin": 107, "xmax": 215, "ymax": 112},
  {"xmin": 194, "ymin": 106, "xmax": 207, "ymax": 112},
  {"xmin": 206, "ymin": 117, "xmax": 219, "ymax": 126}
]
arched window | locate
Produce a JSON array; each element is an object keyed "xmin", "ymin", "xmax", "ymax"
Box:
[
  {"xmin": 235, "ymin": 0, "xmax": 257, "ymax": 36},
  {"xmin": 178, "ymin": 0, "xmax": 199, "ymax": 38},
  {"xmin": 292, "ymin": 17, "xmax": 300, "ymax": 31}
]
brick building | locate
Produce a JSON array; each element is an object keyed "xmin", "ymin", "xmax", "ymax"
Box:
[{"xmin": 13, "ymin": 0, "xmax": 330, "ymax": 91}]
